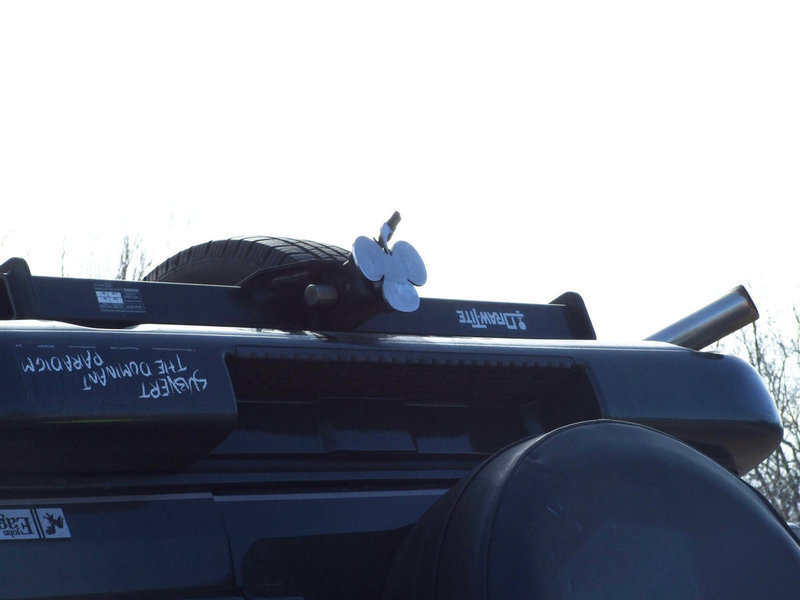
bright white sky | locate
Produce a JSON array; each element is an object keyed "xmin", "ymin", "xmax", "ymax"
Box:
[{"xmin": 1, "ymin": 2, "xmax": 798, "ymax": 340}]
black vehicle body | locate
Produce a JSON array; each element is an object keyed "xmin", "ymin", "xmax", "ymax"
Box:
[{"xmin": 0, "ymin": 227, "xmax": 799, "ymax": 599}]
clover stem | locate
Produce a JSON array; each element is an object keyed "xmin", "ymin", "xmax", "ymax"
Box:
[{"xmin": 377, "ymin": 211, "xmax": 402, "ymax": 254}]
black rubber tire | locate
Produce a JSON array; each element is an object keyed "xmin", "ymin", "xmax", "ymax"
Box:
[{"xmin": 143, "ymin": 237, "xmax": 350, "ymax": 285}]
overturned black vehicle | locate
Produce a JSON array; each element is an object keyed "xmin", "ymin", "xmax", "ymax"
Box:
[{"xmin": 1, "ymin": 213, "xmax": 799, "ymax": 599}]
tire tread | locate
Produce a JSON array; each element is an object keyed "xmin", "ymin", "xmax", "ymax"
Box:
[{"xmin": 143, "ymin": 237, "xmax": 349, "ymax": 285}]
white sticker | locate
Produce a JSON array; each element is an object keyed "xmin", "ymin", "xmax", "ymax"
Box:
[
  {"xmin": 36, "ymin": 509, "xmax": 71, "ymax": 539},
  {"xmin": 93, "ymin": 283, "xmax": 146, "ymax": 314},
  {"xmin": 95, "ymin": 290, "xmax": 124, "ymax": 305},
  {"xmin": 0, "ymin": 508, "xmax": 71, "ymax": 541}
]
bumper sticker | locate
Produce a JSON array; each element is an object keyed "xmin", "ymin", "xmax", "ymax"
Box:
[{"xmin": 0, "ymin": 508, "xmax": 71, "ymax": 541}]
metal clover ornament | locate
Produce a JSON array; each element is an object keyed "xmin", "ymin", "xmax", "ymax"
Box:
[{"xmin": 352, "ymin": 212, "xmax": 427, "ymax": 312}]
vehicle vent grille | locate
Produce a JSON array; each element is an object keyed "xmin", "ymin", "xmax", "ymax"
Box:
[{"xmin": 220, "ymin": 346, "xmax": 600, "ymax": 456}]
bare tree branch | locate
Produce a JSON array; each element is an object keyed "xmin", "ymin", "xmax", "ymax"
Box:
[
  {"xmin": 727, "ymin": 317, "xmax": 800, "ymax": 522},
  {"xmin": 115, "ymin": 235, "xmax": 152, "ymax": 281}
]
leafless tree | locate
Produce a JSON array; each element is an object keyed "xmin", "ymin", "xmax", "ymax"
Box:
[
  {"xmin": 57, "ymin": 234, "xmax": 153, "ymax": 281},
  {"xmin": 726, "ymin": 316, "xmax": 800, "ymax": 522},
  {"xmin": 115, "ymin": 234, "xmax": 152, "ymax": 280}
]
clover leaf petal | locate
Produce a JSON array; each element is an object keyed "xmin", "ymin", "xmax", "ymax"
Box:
[
  {"xmin": 352, "ymin": 235, "xmax": 388, "ymax": 282},
  {"xmin": 351, "ymin": 235, "xmax": 426, "ymax": 313},
  {"xmin": 391, "ymin": 241, "xmax": 427, "ymax": 286}
]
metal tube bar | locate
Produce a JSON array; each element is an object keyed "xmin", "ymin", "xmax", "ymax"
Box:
[{"xmin": 645, "ymin": 285, "xmax": 759, "ymax": 350}]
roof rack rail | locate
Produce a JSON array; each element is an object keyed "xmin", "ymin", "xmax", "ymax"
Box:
[{"xmin": 0, "ymin": 258, "xmax": 595, "ymax": 340}]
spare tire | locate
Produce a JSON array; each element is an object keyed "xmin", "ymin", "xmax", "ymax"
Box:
[
  {"xmin": 143, "ymin": 237, "xmax": 350, "ymax": 285},
  {"xmin": 384, "ymin": 420, "xmax": 800, "ymax": 600}
]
